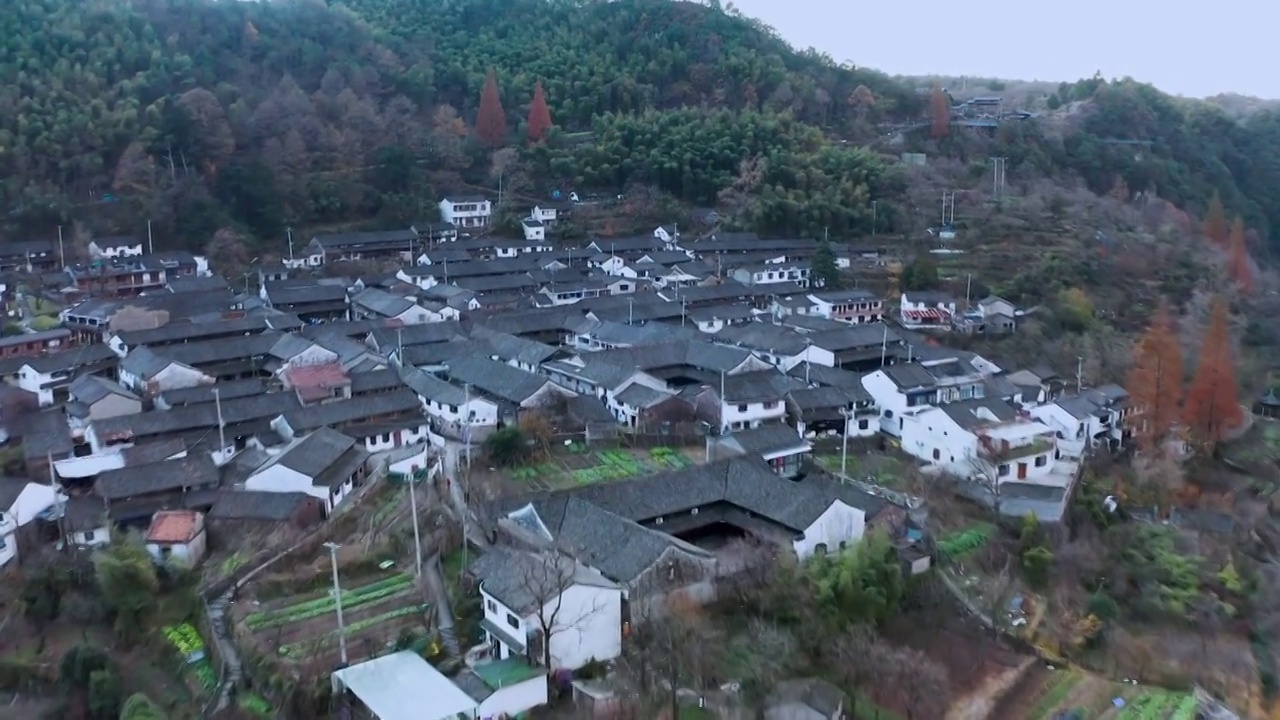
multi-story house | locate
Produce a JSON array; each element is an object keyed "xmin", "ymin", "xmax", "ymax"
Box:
[{"xmin": 439, "ymin": 195, "xmax": 493, "ymax": 229}]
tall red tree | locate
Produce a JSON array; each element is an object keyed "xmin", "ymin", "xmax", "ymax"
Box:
[
  {"xmin": 929, "ymin": 86, "xmax": 950, "ymax": 139},
  {"xmin": 1125, "ymin": 301, "xmax": 1184, "ymax": 452},
  {"xmin": 526, "ymin": 81, "xmax": 553, "ymax": 144},
  {"xmin": 474, "ymin": 68, "xmax": 508, "ymax": 149},
  {"xmin": 1204, "ymin": 192, "xmax": 1227, "ymax": 246},
  {"xmin": 1182, "ymin": 297, "xmax": 1243, "ymax": 450},
  {"xmin": 1227, "ymin": 217, "xmax": 1253, "ymax": 292}
]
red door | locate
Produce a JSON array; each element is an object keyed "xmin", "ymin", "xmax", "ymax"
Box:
[
  {"xmin": 1017, "ymin": 462, "xmax": 1028, "ymax": 480},
  {"xmin": 394, "ymin": 430, "xmax": 403, "ymax": 448}
]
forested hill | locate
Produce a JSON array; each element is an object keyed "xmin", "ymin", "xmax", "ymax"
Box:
[{"xmin": 2, "ymin": 0, "xmax": 1280, "ymax": 254}]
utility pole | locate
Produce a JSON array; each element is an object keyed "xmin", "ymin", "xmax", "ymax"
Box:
[
  {"xmin": 871, "ymin": 200, "xmax": 878, "ymax": 236},
  {"xmin": 965, "ymin": 273, "xmax": 973, "ymax": 309},
  {"xmin": 1076, "ymin": 356, "xmax": 1084, "ymax": 394},
  {"xmin": 840, "ymin": 408, "xmax": 852, "ymax": 477},
  {"xmin": 287, "ymin": 227, "xmax": 295, "ymax": 264},
  {"xmin": 991, "ymin": 157, "xmax": 1007, "ymax": 200},
  {"xmin": 680, "ymin": 297, "xmax": 687, "ymax": 327},
  {"xmin": 147, "ymin": 220, "xmax": 154, "ymax": 255},
  {"xmin": 879, "ymin": 322, "xmax": 889, "ymax": 367},
  {"xmin": 213, "ymin": 388, "xmax": 226, "ymax": 463},
  {"xmin": 462, "ymin": 383, "xmax": 473, "ymax": 470},
  {"xmin": 57, "ymin": 226, "xmax": 65, "ymax": 269},
  {"xmin": 324, "ymin": 542, "xmax": 349, "ymax": 666},
  {"xmin": 941, "ymin": 192, "xmax": 956, "ymax": 226}
]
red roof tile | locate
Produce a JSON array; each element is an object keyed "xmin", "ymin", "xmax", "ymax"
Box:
[{"xmin": 146, "ymin": 510, "xmax": 202, "ymax": 543}]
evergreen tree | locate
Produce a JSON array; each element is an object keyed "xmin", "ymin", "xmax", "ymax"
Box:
[
  {"xmin": 811, "ymin": 241, "xmax": 842, "ymax": 289},
  {"xmin": 475, "ymin": 68, "xmax": 507, "ymax": 148},
  {"xmin": 526, "ymin": 80, "xmax": 553, "ymax": 144},
  {"xmin": 1124, "ymin": 301, "xmax": 1184, "ymax": 452},
  {"xmin": 1183, "ymin": 297, "xmax": 1242, "ymax": 450}
]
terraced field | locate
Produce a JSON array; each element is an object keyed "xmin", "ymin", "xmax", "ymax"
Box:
[{"xmin": 991, "ymin": 662, "xmax": 1196, "ymax": 720}]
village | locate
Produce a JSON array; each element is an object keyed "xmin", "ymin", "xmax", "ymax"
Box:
[{"xmin": 0, "ymin": 192, "xmax": 1222, "ymax": 720}]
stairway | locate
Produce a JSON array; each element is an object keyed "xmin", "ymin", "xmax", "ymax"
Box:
[
  {"xmin": 423, "ymin": 555, "xmax": 463, "ymax": 658},
  {"xmin": 206, "ymin": 590, "xmax": 245, "ymax": 715}
]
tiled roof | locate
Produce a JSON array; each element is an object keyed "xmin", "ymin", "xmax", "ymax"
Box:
[{"xmin": 146, "ymin": 509, "xmax": 202, "ymax": 543}]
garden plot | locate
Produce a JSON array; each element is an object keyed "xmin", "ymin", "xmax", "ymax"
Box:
[
  {"xmin": 508, "ymin": 446, "xmax": 696, "ymax": 490},
  {"xmin": 238, "ymin": 572, "xmax": 429, "ymax": 664}
]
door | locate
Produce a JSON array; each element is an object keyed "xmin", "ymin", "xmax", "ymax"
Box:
[
  {"xmin": 393, "ymin": 430, "xmax": 403, "ymax": 448},
  {"xmin": 1017, "ymin": 462, "xmax": 1028, "ymax": 480}
]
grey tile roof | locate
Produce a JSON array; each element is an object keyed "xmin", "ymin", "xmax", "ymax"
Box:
[
  {"xmin": 521, "ymin": 496, "xmax": 694, "ymax": 583},
  {"xmin": 94, "ymin": 454, "xmax": 219, "ymax": 500},
  {"xmin": 274, "ymin": 428, "xmax": 359, "ymax": 478},
  {"xmin": 615, "ymin": 384, "xmax": 677, "ymax": 409},
  {"xmin": 444, "ymin": 356, "xmax": 554, "ymax": 405},
  {"xmin": 720, "ymin": 423, "xmax": 810, "ymax": 457},
  {"xmin": 939, "ymin": 397, "xmax": 1020, "ymax": 431},
  {"xmin": 281, "ymin": 388, "xmax": 422, "ymax": 433},
  {"xmin": 718, "ymin": 370, "xmax": 805, "ymax": 404},
  {"xmin": 715, "ymin": 322, "xmax": 812, "ymax": 355},
  {"xmin": 208, "ymin": 490, "xmax": 315, "ymax": 521},
  {"xmin": 158, "ymin": 379, "xmax": 265, "ymax": 407},
  {"xmin": 349, "ymin": 368, "xmax": 402, "ymax": 395},
  {"xmin": 23, "ymin": 409, "xmax": 73, "ymax": 460},
  {"xmin": 69, "ymin": 375, "xmax": 138, "ymax": 405},
  {"xmin": 115, "ymin": 314, "xmax": 301, "ymax": 347},
  {"xmin": 368, "ymin": 321, "xmax": 465, "ymax": 351},
  {"xmin": 351, "ymin": 287, "xmax": 415, "ymax": 318},
  {"xmin": 120, "ymin": 347, "xmax": 181, "ymax": 380},
  {"xmin": 399, "ymin": 367, "xmax": 469, "ymax": 406},
  {"xmin": 120, "ymin": 439, "xmax": 187, "ymax": 466},
  {"xmin": 0, "ymin": 477, "xmax": 28, "ymax": 510},
  {"xmin": 882, "ymin": 363, "xmax": 938, "ymax": 391},
  {"xmin": 92, "ymin": 392, "xmax": 300, "ymax": 442},
  {"xmin": 24, "ymin": 344, "xmax": 120, "ymax": 375}
]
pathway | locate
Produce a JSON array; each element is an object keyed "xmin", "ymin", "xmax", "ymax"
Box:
[
  {"xmin": 423, "ymin": 554, "xmax": 462, "ymax": 658},
  {"xmin": 206, "ymin": 593, "xmax": 243, "ymax": 715}
]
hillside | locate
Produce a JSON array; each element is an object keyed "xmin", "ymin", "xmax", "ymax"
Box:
[{"xmin": 0, "ymin": 0, "xmax": 1272, "ymax": 256}]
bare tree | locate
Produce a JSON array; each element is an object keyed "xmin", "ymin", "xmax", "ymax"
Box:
[
  {"xmin": 967, "ymin": 431, "xmax": 1013, "ymax": 516},
  {"xmin": 510, "ymin": 550, "xmax": 608, "ymax": 673}
]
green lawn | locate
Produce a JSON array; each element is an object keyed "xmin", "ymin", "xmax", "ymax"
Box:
[{"xmin": 473, "ymin": 658, "xmax": 546, "ymax": 689}]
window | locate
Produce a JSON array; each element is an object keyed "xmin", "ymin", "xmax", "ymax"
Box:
[
  {"xmin": 763, "ymin": 400, "xmax": 778, "ymax": 410},
  {"xmin": 932, "ymin": 448, "xmax": 941, "ymax": 460},
  {"xmin": 737, "ymin": 404, "xmax": 748, "ymax": 412},
  {"xmin": 506, "ymin": 613, "xmax": 520, "ymax": 629},
  {"xmin": 84, "ymin": 530, "xmax": 96, "ymax": 542},
  {"xmin": 858, "ymin": 419, "xmax": 869, "ymax": 430},
  {"xmin": 883, "ymin": 409, "xmax": 894, "ymax": 419},
  {"xmin": 998, "ymin": 464, "xmax": 1010, "ymax": 477},
  {"xmin": 1034, "ymin": 455, "xmax": 1047, "ymax": 467},
  {"xmin": 486, "ymin": 599, "xmax": 497, "ymax": 613}
]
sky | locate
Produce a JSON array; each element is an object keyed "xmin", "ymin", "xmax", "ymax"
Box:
[{"xmin": 726, "ymin": 0, "xmax": 1276, "ymax": 99}]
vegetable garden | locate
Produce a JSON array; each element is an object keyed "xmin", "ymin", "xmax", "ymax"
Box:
[
  {"xmin": 1112, "ymin": 690, "xmax": 1197, "ymax": 720},
  {"xmin": 237, "ymin": 572, "xmax": 430, "ymax": 665},
  {"xmin": 160, "ymin": 623, "xmax": 218, "ymax": 694},
  {"xmin": 508, "ymin": 446, "xmax": 694, "ymax": 489}
]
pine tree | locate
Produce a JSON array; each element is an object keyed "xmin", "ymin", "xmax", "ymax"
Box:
[
  {"xmin": 1125, "ymin": 301, "xmax": 1184, "ymax": 452},
  {"xmin": 929, "ymin": 87, "xmax": 950, "ymax": 139},
  {"xmin": 1227, "ymin": 217, "xmax": 1253, "ymax": 292},
  {"xmin": 812, "ymin": 241, "xmax": 842, "ymax": 289},
  {"xmin": 1182, "ymin": 297, "xmax": 1242, "ymax": 450},
  {"xmin": 474, "ymin": 68, "xmax": 507, "ymax": 149},
  {"xmin": 526, "ymin": 81, "xmax": 553, "ymax": 144},
  {"xmin": 1204, "ymin": 192, "xmax": 1227, "ymax": 246}
]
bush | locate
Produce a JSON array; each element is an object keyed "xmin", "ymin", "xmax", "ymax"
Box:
[
  {"xmin": 483, "ymin": 427, "xmax": 530, "ymax": 467},
  {"xmin": 59, "ymin": 644, "xmax": 110, "ymax": 690},
  {"xmin": 1086, "ymin": 592, "xmax": 1120, "ymax": 622},
  {"xmin": 1021, "ymin": 546, "xmax": 1054, "ymax": 589},
  {"xmin": 30, "ymin": 315, "xmax": 60, "ymax": 331},
  {"xmin": 87, "ymin": 668, "xmax": 122, "ymax": 720}
]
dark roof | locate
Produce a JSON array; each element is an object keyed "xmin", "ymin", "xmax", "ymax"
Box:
[
  {"xmin": 281, "ymin": 388, "xmax": 422, "ymax": 433},
  {"xmin": 0, "ymin": 328, "xmax": 70, "ymax": 349},
  {"xmin": 69, "ymin": 375, "xmax": 138, "ymax": 405},
  {"xmin": 720, "ymin": 423, "xmax": 811, "ymax": 457},
  {"xmin": 116, "ymin": 313, "xmax": 302, "ymax": 347},
  {"xmin": 444, "ymin": 356, "xmax": 554, "ymax": 405},
  {"xmin": 208, "ymin": 490, "xmax": 316, "ymax": 521},
  {"xmin": 158, "ymin": 378, "xmax": 265, "ymax": 406},
  {"xmin": 312, "ymin": 229, "xmax": 416, "ymax": 249},
  {"xmin": 399, "ymin": 368, "xmax": 471, "ymax": 406},
  {"xmin": 167, "ymin": 275, "xmax": 231, "ymax": 293},
  {"xmin": 882, "ymin": 363, "xmax": 938, "ymax": 391},
  {"xmin": 92, "ymin": 392, "xmax": 300, "ymax": 442},
  {"xmin": 349, "ymin": 368, "xmax": 403, "ymax": 395},
  {"xmin": 94, "ymin": 454, "xmax": 219, "ymax": 500},
  {"xmin": 121, "ymin": 347, "xmax": 185, "ymax": 380},
  {"xmin": 938, "ymin": 397, "xmax": 1019, "ymax": 430},
  {"xmin": 0, "ymin": 477, "xmax": 28, "ymax": 510},
  {"xmin": 275, "ymin": 428, "xmax": 359, "ymax": 478},
  {"xmin": 368, "ymin": 321, "xmax": 465, "ymax": 351},
  {"xmin": 23, "ymin": 409, "xmax": 73, "ymax": 460},
  {"xmin": 62, "ymin": 495, "xmax": 108, "ymax": 532},
  {"xmin": 121, "ymin": 439, "xmax": 187, "ymax": 466},
  {"xmin": 718, "ymin": 370, "xmax": 804, "ymax": 404},
  {"xmin": 23, "ymin": 344, "xmax": 119, "ymax": 375},
  {"xmin": 264, "ymin": 280, "xmax": 348, "ymax": 306}
]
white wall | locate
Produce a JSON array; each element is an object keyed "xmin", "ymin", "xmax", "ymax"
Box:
[
  {"xmin": 794, "ymin": 500, "xmax": 866, "ymax": 559},
  {"xmin": 7, "ymin": 483, "xmax": 59, "ymax": 526},
  {"xmin": 776, "ymin": 346, "xmax": 836, "ymax": 372},
  {"xmin": 0, "ymin": 514, "xmax": 18, "ymax": 567},
  {"xmin": 477, "ymin": 676, "xmax": 548, "ymax": 718},
  {"xmin": 70, "ymin": 525, "xmax": 112, "ymax": 547},
  {"xmin": 861, "ymin": 371, "xmax": 910, "ymax": 437},
  {"xmin": 543, "ymin": 582, "xmax": 623, "ymax": 670},
  {"xmin": 721, "ymin": 399, "xmax": 786, "ymax": 432},
  {"xmin": 362, "ymin": 424, "xmax": 429, "ymax": 453},
  {"xmin": 18, "ymin": 366, "xmax": 58, "ymax": 407},
  {"xmin": 521, "ymin": 382, "xmax": 575, "ymax": 409},
  {"xmin": 395, "ymin": 305, "xmax": 437, "ymax": 326},
  {"xmin": 146, "ymin": 532, "xmax": 207, "ymax": 568},
  {"xmin": 245, "ymin": 465, "xmax": 336, "ymax": 512}
]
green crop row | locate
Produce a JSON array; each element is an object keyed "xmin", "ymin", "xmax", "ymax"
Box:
[
  {"xmin": 278, "ymin": 604, "xmax": 426, "ymax": 658},
  {"xmin": 249, "ymin": 585, "xmax": 415, "ymax": 630},
  {"xmin": 937, "ymin": 525, "xmax": 994, "ymax": 558},
  {"xmin": 1027, "ymin": 672, "xmax": 1081, "ymax": 719},
  {"xmin": 1116, "ymin": 691, "xmax": 1180, "ymax": 720},
  {"xmin": 1168, "ymin": 695, "xmax": 1197, "ymax": 720},
  {"xmin": 190, "ymin": 660, "xmax": 218, "ymax": 691},
  {"xmin": 246, "ymin": 574, "xmax": 412, "ymax": 627}
]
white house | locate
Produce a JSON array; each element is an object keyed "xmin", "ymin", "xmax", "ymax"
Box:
[
  {"xmin": 1029, "ymin": 384, "xmax": 1132, "ymax": 457},
  {"xmin": 349, "ymin": 287, "xmax": 437, "ymax": 326},
  {"xmin": 145, "ymin": 510, "xmax": 207, "ymax": 568},
  {"xmin": 899, "ymin": 291, "xmax": 958, "ymax": 331},
  {"xmin": 521, "ymin": 218, "xmax": 546, "ymax": 242},
  {"xmin": 900, "ymin": 397, "xmax": 1069, "ymax": 486},
  {"xmin": 457, "ymin": 660, "xmax": 548, "ymax": 719},
  {"xmin": 471, "ymin": 547, "xmax": 624, "ymax": 671},
  {"xmin": 88, "ymin": 236, "xmax": 144, "ymax": 259},
  {"xmin": 730, "ymin": 262, "xmax": 811, "ymax": 288},
  {"xmin": 440, "ymin": 195, "xmax": 492, "ymax": 229},
  {"xmin": 653, "ymin": 224, "xmax": 679, "ymax": 245},
  {"xmin": 861, "ymin": 358, "xmax": 989, "ymax": 437},
  {"xmin": 243, "ymin": 428, "xmax": 370, "ymax": 515},
  {"xmin": 0, "ymin": 478, "xmax": 62, "ymax": 567},
  {"xmin": 0, "ymin": 511, "xmax": 16, "ymax": 567},
  {"xmin": 530, "ymin": 205, "xmax": 559, "ymax": 227},
  {"xmin": 401, "ymin": 368, "xmax": 500, "ymax": 441},
  {"xmin": 119, "ymin": 347, "xmax": 213, "ymax": 398},
  {"xmin": 807, "ymin": 290, "xmax": 885, "ymax": 324}
]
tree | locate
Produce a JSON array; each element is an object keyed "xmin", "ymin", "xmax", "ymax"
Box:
[
  {"xmin": 205, "ymin": 227, "xmax": 253, "ymax": 280},
  {"xmin": 483, "ymin": 427, "xmax": 529, "ymax": 467},
  {"xmin": 475, "ymin": 69, "xmax": 508, "ymax": 149},
  {"xmin": 120, "ymin": 694, "xmax": 168, "ymax": 720},
  {"xmin": 507, "ymin": 550, "xmax": 606, "ymax": 673},
  {"xmin": 848, "ymin": 84, "xmax": 875, "ymax": 122},
  {"xmin": 1227, "ymin": 217, "xmax": 1253, "ymax": 292},
  {"xmin": 929, "ymin": 86, "xmax": 950, "ymax": 138},
  {"xmin": 93, "ymin": 533, "xmax": 159, "ymax": 642},
  {"xmin": 112, "ymin": 142, "xmax": 158, "ymax": 198},
  {"xmin": 1182, "ymin": 297, "xmax": 1243, "ymax": 451},
  {"xmin": 429, "ymin": 104, "xmax": 471, "ymax": 171},
  {"xmin": 811, "ymin": 241, "xmax": 842, "ymax": 289},
  {"xmin": 526, "ymin": 81, "xmax": 553, "ymax": 144},
  {"xmin": 88, "ymin": 668, "xmax": 122, "ymax": 720},
  {"xmin": 807, "ymin": 530, "xmax": 904, "ymax": 627},
  {"xmin": 1110, "ymin": 174, "xmax": 1130, "ymax": 203},
  {"xmin": 1204, "ymin": 192, "xmax": 1228, "ymax": 246},
  {"xmin": 898, "ymin": 256, "xmax": 938, "ymax": 291},
  {"xmin": 1131, "ymin": 446, "xmax": 1186, "ymax": 517},
  {"xmin": 1125, "ymin": 301, "xmax": 1184, "ymax": 452},
  {"xmin": 177, "ymin": 88, "xmax": 236, "ymax": 175}
]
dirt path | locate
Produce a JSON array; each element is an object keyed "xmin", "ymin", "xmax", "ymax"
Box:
[{"xmin": 946, "ymin": 656, "xmax": 1036, "ymax": 720}]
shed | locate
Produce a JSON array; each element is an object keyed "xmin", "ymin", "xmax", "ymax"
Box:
[{"xmin": 332, "ymin": 651, "xmax": 479, "ymax": 720}]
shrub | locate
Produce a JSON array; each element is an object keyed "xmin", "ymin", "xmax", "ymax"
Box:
[
  {"xmin": 1086, "ymin": 592, "xmax": 1120, "ymax": 622},
  {"xmin": 484, "ymin": 427, "xmax": 530, "ymax": 467},
  {"xmin": 87, "ymin": 668, "xmax": 122, "ymax": 720},
  {"xmin": 1021, "ymin": 546, "xmax": 1054, "ymax": 588},
  {"xmin": 59, "ymin": 645, "xmax": 110, "ymax": 690}
]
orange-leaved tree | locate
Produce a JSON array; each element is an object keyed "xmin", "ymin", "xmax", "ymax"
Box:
[
  {"xmin": 1204, "ymin": 191, "xmax": 1228, "ymax": 246},
  {"xmin": 929, "ymin": 86, "xmax": 950, "ymax": 139},
  {"xmin": 1182, "ymin": 297, "xmax": 1242, "ymax": 450},
  {"xmin": 526, "ymin": 81, "xmax": 553, "ymax": 144},
  {"xmin": 1227, "ymin": 217, "xmax": 1253, "ymax": 292},
  {"xmin": 474, "ymin": 68, "xmax": 507, "ymax": 149},
  {"xmin": 1125, "ymin": 301, "xmax": 1184, "ymax": 452}
]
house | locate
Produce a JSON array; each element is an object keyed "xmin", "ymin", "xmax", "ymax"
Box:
[
  {"xmin": 400, "ymin": 367, "xmax": 499, "ymax": 441},
  {"xmin": 710, "ymin": 423, "xmax": 813, "ymax": 477},
  {"xmin": 861, "ymin": 356, "xmax": 990, "ymax": 437},
  {"xmin": 1004, "ymin": 366, "xmax": 1066, "ymax": 406},
  {"xmin": 18, "ymin": 344, "xmax": 121, "ymax": 407},
  {"xmin": 349, "ymin": 287, "xmax": 436, "ymax": 325},
  {"xmin": 243, "ymin": 428, "xmax": 370, "ymax": 515},
  {"xmin": 470, "ymin": 547, "xmax": 624, "ymax": 671},
  {"xmin": 305, "ymin": 230, "xmax": 417, "ymax": 265},
  {"xmin": 653, "ymin": 224, "xmax": 680, "ymax": 244},
  {"xmin": 0, "ymin": 328, "xmax": 73, "ymax": 359},
  {"xmin": 261, "ymin": 279, "xmax": 349, "ymax": 322},
  {"xmin": 88, "ymin": 236, "xmax": 144, "ymax": 259},
  {"xmin": 521, "ymin": 218, "xmax": 546, "ymax": 242},
  {"xmin": 454, "ymin": 659, "xmax": 549, "ymax": 720},
  {"xmin": 730, "ymin": 262, "xmax": 811, "ymax": 288},
  {"xmin": 1029, "ymin": 384, "xmax": 1133, "ymax": 456},
  {"xmin": 0, "ymin": 240, "xmax": 58, "ymax": 273},
  {"xmin": 62, "ymin": 495, "xmax": 112, "ymax": 548},
  {"xmin": 119, "ymin": 347, "xmax": 213, "ymax": 398},
  {"xmin": 443, "ymin": 356, "xmax": 575, "ymax": 423},
  {"xmin": 208, "ymin": 490, "xmax": 324, "ymax": 529},
  {"xmin": 806, "ymin": 290, "xmax": 885, "ymax": 324},
  {"xmin": 22, "ymin": 408, "xmax": 74, "ymax": 479},
  {"xmin": 712, "ymin": 323, "xmax": 835, "ymax": 371},
  {"xmin": 785, "ymin": 365, "xmax": 879, "ymax": 439},
  {"xmin": 900, "ymin": 396, "xmax": 1066, "ymax": 485},
  {"xmin": 332, "ymin": 651, "xmax": 482, "ymax": 720},
  {"xmin": 695, "ymin": 370, "xmax": 802, "ymax": 433},
  {"xmin": 272, "ymin": 389, "xmax": 425, "ymax": 452},
  {"xmin": 899, "ymin": 291, "xmax": 958, "ymax": 331},
  {"xmin": 109, "ymin": 313, "xmax": 304, "ymax": 355},
  {"xmin": 283, "ymin": 362, "xmax": 352, "ymax": 404},
  {"xmin": 145, "ymin": 510, "xmax": 207, "ymax": 568},
  {"xmin": 67, "ymin": 375, "xmax": 141, "ymax": 425},
  {"xmin": 766, "ymin": 678, "xmax": 846, "ymax": 720},
  {"xmin": 0, "ymin": 476, "xmax": 61, "ymax": 565},
  {"xmin": 64, "ymin": 257, "xmax": 169, "ymax": 297},
  {"xmin": 440, "ymin": 195, "xmax": 493, "ymax": 229},
  {"xmin": 94, "ymin": 455, "xmax": 221, "ymax": 524}
]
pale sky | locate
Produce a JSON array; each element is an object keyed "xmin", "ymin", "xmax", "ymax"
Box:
[{"xmin": 727, "ymin": 0, "xmax": 1275, "ymax": 99}]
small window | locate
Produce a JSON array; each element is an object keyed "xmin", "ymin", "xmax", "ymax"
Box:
[
  {"xmin": 1034, "ymin": 455, "xmax": 1047, "ymax": 467},
  {"xmin": 506, "ymin": 613, "xmax": 519, "ymax": 629},
  {"xmin": 932, "ymin": 448, "xmax": 941, "ymax": 460},
  {"xmin": 486, "ymin": 599, "xmax": 497, "ymax": 613},
  {"xmin": 883, "ymin": 409, "xmax": 894, "ymax": 419},
  {"xmin": 998, "ymin": 464, "xmax": 1010, "ymax": 477},
  {"xmin": 84, "ymin": 530, "xmax": 95, "ymax": 542},
  {"xmin": 763, "ymin": 400, "xmax": 778, "ymax": 410},
  {"xmin": 737, "ymin": 404, "xmax": 748, "ymax": 412},
  {"xmin": 858, "ymin": 419, "xmax": 869, "ymax": 430}
]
